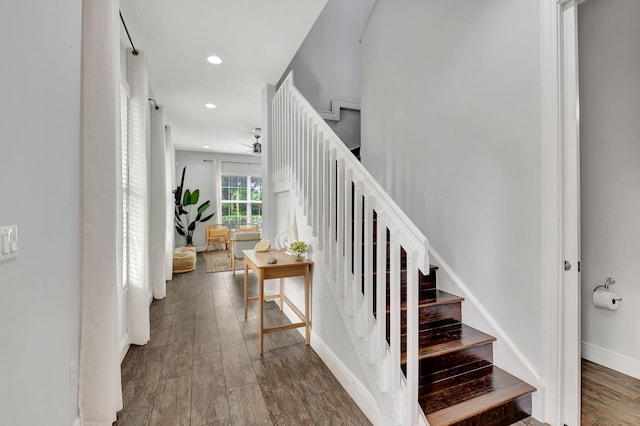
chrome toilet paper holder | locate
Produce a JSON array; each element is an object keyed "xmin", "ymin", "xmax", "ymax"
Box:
[{"xmin": 593, "ymin": 277, "xmax": 623, "ymax": 301}]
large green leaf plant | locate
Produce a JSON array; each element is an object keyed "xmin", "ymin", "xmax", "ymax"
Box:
[{"xmin": 174, "ymin": 167, "xmax": 215, "ymax": 245}]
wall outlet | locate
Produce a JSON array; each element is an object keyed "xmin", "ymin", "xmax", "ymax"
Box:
[{"xmin": 69, "ymin": 360, "xmax": 78, "ymax": 388}]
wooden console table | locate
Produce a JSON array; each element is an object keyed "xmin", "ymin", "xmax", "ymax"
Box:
[{"xmin": 243, "ymin": 249, "xmax": 313, "ymax": 353}]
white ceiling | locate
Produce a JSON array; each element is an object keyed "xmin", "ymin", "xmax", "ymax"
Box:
[{"xmin": 119, "ymin": 0, "xmax": 326, "ymax": 155}]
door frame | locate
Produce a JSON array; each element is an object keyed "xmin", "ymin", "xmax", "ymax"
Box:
[{"xmin": 541, "ymin": 0, "xmax": 581, "ymax": 425}]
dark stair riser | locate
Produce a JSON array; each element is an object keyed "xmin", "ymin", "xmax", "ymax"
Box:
[
  {"xmin": 418, "ymin": 358, "xmax": 496, "ymax": 396},
  {"xmin": 417, "ymin": 343, "xmax": 493, "ymax": 388},
  {"xmin": 392, "ymin": 302, "xmax": 462, "ymax": 337}
]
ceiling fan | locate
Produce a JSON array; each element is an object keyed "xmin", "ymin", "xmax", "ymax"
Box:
[{"xmin": 240, "ymin": 128, "xmax": 262, "ymax": 156}]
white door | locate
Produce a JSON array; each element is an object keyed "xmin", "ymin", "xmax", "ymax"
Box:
[{"xmin": 560, "ymin": 1, "xmax": 581, "ymax": 424}]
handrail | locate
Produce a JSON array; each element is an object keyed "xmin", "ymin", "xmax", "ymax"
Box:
[
  {"xmin": 277, "ymin": 72, "xmax": 428, "ymax": 268},
  {"xmin": 271, "ymin": 71, "xmax": 429, "ymax": 425}
]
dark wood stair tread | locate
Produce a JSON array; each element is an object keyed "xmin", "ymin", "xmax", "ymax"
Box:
[
  {"xmin": 401, "ymin": 322, "xmax": 496, "ymax": 363},
  {"xmin": 387, "ymin": 289, "xmax": 463, "ymax": 313},
  {"xmin": 423, "ymin": 365, "xmax": 536, "ymax": 425}
]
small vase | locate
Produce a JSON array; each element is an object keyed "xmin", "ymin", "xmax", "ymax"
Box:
[{"xmin": 295, "ymin": 253, "xmax": 305, "ymax": 262}]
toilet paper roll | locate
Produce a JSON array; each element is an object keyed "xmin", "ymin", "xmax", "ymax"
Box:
[{"xmin": 593, "ymin": 289, "xmax": 620, "ymax": 310}]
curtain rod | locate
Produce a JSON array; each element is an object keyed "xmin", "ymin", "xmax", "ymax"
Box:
[
  {"xmin": 203, "ymin": 160, "xmax": 261, "ymax": 165},
  {"xmin": 119, "ymin": 11, "xmax": 139, "ymax": 56}
]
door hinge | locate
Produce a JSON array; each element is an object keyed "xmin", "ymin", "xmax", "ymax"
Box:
[{"xmin": 578, "ymin": 261, "xmax": 581, "ymax": 272}]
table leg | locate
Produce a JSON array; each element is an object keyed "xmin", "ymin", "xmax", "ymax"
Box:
[
  {"xmin": 231, "ymin": 240, "xmax": 235, "ymax": 275},
  {"xmin": 279, "ymin": 278, "xmax": 284, "ymax": 312},
  {"xmin": 244, "ymin": 263, "xmax": 249, "ymax": 319},
  {"xmin": 304, "ymin": 266, "xmax": 310, "ymax": 345},
  {"xmin": 259, "ymin": 275, "xmax": 264, "ymax": 354}
]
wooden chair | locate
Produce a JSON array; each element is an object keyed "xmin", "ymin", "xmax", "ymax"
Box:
[
  {"xmin": 235, "ymin": 223, "xmax": 259, "ymax": 233},
  {"xmin": 230, "ymin": 230, "xmax": 262, "ymax": 274},
  {"xmin": 205, "ymin": 224, "xmax": 230, "ymax": 253}
]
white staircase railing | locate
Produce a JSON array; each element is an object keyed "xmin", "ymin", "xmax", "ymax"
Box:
[{"xmin": 271, "ymin": 72, "xmax": 430, "ymax": 425}]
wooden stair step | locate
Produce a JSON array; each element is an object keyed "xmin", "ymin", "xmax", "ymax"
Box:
[
  {"xmin": 423, "ymin": 366, "xmax": 536, "ymax": 425},
  {"xmin": 401, "ymin": 322, "xmax": 496, "ymax": 363},
  {"xmin": 388, "ymin": 289, "xmax": 463, "ymax": 313}
]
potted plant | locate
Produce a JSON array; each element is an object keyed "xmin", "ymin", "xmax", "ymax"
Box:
[
  {"xmin": 289, "ymin": 241, "xmax": 309, "ymax": 261},
  {"xmin": 174, "ymin": 167, "xmax": 215, "ymax": 246}
]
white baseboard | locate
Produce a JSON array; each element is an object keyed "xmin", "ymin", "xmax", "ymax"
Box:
[
  {"xmin": 582, "ymin": 341, "xmax": 640, "ymax": 380},
  {"xmin": 310, "ymin": 332, "xmax": 382, "ymax": 426},
  {"xmin": 72, "ymin": 417, "xmax": 80, "ymax": 426},
  {"xmin": 274, "ymin": 298, "xmax": 382, "ymax": 425}
]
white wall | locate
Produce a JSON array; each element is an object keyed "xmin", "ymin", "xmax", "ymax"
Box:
[
  {"xmin": 0, "ymin": 1, "xmax": 82, "ymax": 425},
  {"xmin": 361, "ymin": 0, "xmax": 543, "ymax": 374},
  {"xmin": 278, "ymin": 0, "xmax": 374, "ymax": 149},
  {"xmin": 175, "ymin": 151, "xmax": 261, "ymax": 250},
  {"xmin": 579, "ymin": 0, "xmax": 640, "ymax": 376}
]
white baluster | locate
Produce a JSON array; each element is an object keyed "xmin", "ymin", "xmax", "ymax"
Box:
[
  {"xmin": 363, "ymin": 195, "xmax": 375, "ymax": 341},
  {"xmin": 406, "ymin": 248, "xmax": 419, "ymax": 426},
  {"xmin": 389, "ymin": 228, "xmax": 401, "ymax": 399},
  {"xmin": 343, "ymin": 168, "xmax": 354, "ymax": 314},
  {"xmin": 329, "ymin": 148, "xmax": 337, "ymax": 275},
  {"xmin": 321, "ymin": 141, "xmax": 329, "ymax": 259},
  {"xmin": 353, "ymin": 180, "xmax": 364, "ymax": 327},
  {"xmin": 336, "ymin": 157, "xmax": 345, "ymax": 294},
  {"xmin": 376, "ymin": 211, "xmax": 388, "ymax": 365},
  {"xmin": 314, "ymin": 131, "xmax": 326, "ymax": 248}
]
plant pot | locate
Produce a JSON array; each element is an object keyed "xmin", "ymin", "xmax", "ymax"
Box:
[{"xmin": 295, "ymin": 254, "xmax": 305, "ymax": 262}]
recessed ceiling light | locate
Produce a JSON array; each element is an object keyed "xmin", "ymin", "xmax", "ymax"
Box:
[
  {"xmin": 202, "ymin": 145, "xmax": 210, "ymax": 149},
  {"xmin": 205, "ymin": 103, "xmax": 216, "ymax": 109},
  {"xmin": 206, "ymin": 55, "xmax": 222, "ymax": 65}
]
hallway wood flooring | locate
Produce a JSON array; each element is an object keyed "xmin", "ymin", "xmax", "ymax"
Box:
[
  {"xmin": 114, "ymin": 254, "xmax": 371, "ymax": 426},
  {"xmin": 582, "ymin": 358, "xmax": 640, "ymax": 425},
  {"xmin": 112, "ymin": 252, "xmax": 550, "ymax": 425}
]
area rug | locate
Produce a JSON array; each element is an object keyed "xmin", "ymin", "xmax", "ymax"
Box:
[{"xmin": 202, "ymin": 250, "xmax": 244, "ymax": 273}]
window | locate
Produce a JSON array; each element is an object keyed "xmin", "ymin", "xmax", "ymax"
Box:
[{"xmin": 221, "ymin": 175, "xmax": 262, "ymax": 228}]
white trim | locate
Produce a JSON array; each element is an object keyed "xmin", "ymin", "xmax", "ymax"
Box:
[
  {"xmin": 582, "ymin": 342, "xmax": 640, "ymax": 381},
  {"xmin": 310, "ymin": 332, "xmax": 383, "ymax": 426},
  {"xmin": 541, "ymin": 1, "xmax": 574, "ymax": 424},
  {"xmin": 317, "ymin": 99, "xmax": 361, "ymax": 122},
  {"xmin": 275, "ymin": 295, "xmax": 382, "ymax": 425},
  {"xmin": 72, "ymin": 417, "xmax": 80, "ymax": 426}
]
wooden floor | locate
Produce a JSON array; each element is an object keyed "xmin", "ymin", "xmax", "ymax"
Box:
[
  {"xmin": 582, "ymin": 358, "xmax": 640, "ymax": 425},
  {"xmin": 114, "ymin": 253, "xmax": 370, "ymax": 426}
]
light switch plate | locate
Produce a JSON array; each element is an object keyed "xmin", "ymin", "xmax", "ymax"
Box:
[{"xmin": 0, "ymin": 225, "xmax": 18, "ymax": 262}]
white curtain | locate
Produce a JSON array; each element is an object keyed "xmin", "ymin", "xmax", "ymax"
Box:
[
  {"xmin": 165, "ymin": 126, "xmax": 175, "ymax": 279},
  {"xmin": 78, "ymin": 0, "xmax": 123, "ymax": 424},
  {"xmin": 212, "ymin": 159, "xmax": 222, "ymax": 223},
  {"xmin": 126, "ymin": 49, "xmax": 151, "ymax": 345},
  {"xmin": 150, "ymin": 106, "xmax": 167, "ymax": 298}
]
